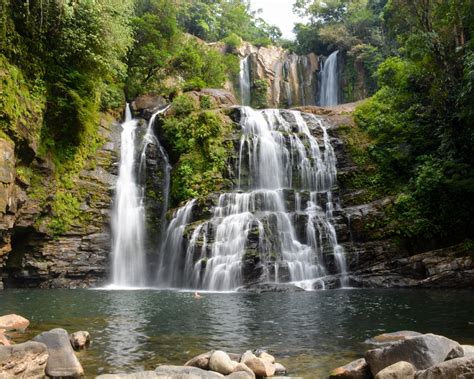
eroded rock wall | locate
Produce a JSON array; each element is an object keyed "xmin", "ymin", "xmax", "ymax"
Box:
[{"xmin": 0, "ymin": 116, "xmax": 121, "ymax": 289}]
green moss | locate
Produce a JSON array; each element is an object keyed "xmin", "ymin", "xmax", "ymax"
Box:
[
  {"xmin": 251, "ymin": 79, "xmax": 269, "ymax": 109},
  {"xmin": 337, "ymin": 121, "xmax": 391, "ymax": 204},
  {"xmin": 163, "ymin": 95, "xmax": 234, "ymax": 205}
]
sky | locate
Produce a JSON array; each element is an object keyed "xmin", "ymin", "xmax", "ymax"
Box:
[{"xmin": 249, "ymin": 0, "xmax": 305, "ymax": 40}]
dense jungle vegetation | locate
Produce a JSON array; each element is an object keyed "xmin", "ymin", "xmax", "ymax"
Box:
[{"xmin": 1, "ymin": 0, "xmax": 473, "ymax": 249}]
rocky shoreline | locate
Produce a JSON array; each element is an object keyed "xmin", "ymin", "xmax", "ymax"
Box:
[{"xmin": 1, "ymin": 313, "xmax": 473, "ymax": 378}]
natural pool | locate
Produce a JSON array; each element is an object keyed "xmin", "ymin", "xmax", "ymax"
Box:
[{"xmin": 1, "ymin": 288, "xmax": 473, "ymax": 378}]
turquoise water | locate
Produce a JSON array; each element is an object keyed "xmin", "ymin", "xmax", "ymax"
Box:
[{"xmin": 1, "ymin": 288, "xmax": 473, "ymax": 378}]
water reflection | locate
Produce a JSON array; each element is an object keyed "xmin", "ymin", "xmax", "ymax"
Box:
[{"xmin": 100, "ymin": 292, "xmax": 150, "ymax": 371}]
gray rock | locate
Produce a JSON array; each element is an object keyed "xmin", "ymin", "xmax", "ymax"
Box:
[
  {"xmin": 70, "ymin": 331, "xmax": 90, "ymax": 350},
  {"xmin": 184, "ymin": 351, "xmax": 212, "ymax": 370},
  {"xmin": 232, "ymin": 362, "xmax": 255, "ymax": 379},
  {"xmin": 96, "ymin": 372, "xmax": 157, "ymax": 379},
  {"xmin": 375, "ymin": 361, "xmax": 415, "ymax": 379},
  {"xmin": 226, "ymin": 372, "xmax": 253, "ymax": 379},
  {"xmin": 365, "ymin": 333, "xmax": 464, "ymax": 376},
  {"xmin": 154, "ymin": 365, "xmax": 224, "ymax": 378},
  {"xmin": 0, "ymin": 341, "xmax": 48, "ymax": 379},
  {"xmin": 209, "ymin": 350, "xmax": 238, "ymax": 375},
  {"xmin": 274, "ymin": 362, "xmax": 287, "ymax": 375},
  {"xmin": 33, "ymin": 328, "xmax": 84, "ymax": 378},
  {"xmin": 329, "ymin": 358, "xmax": 371, "ymax": 378},
  {"xmin": 462, "ymin": 345, "xmax": 474, "ymax": 357},
  {"xmin": 415, "ymin": 356, "xmax": 474, "ymax": 379}
]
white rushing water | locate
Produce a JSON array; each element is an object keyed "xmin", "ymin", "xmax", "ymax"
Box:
[
  {"xmin": 111, "ymin": 104, "xmax": 146, "ymax": 287},
  {"xmin": 239, "ymin": 56, "xmax": 251, "ymax": 106},
  {"xmin": 161, "ymin": 107, "xmax": 347, "ymax": 290},
  {"xmin": 111, "ymin": 105, "xmax": 170, "ymax": 288},
  {"xmin": 319, "ymin": 50, "xmax": 339, "ymax": 107}
]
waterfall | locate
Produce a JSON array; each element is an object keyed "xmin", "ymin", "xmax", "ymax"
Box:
[
  {"xmin": 319, "ymin": 50, "xmax": 339, "ymax": 107},
  {"xmin": 239, "ymin": 56, "xmax": 251, "ymax": 106},
  {"xmin": 111, "ymin": 104, "xmax": 146, "ymax": 287},
  {"xmin": 110, "ymin": 104, "xmax": 170, "ymax": 288},
  {"xmin": 161, "ymin": 107, "xmax": 347, "ymax": 290}
]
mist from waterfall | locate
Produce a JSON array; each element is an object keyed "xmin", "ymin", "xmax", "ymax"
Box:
[{"xmin": 319, "ymin": 50, "xmax": 339, "ymax": 107}]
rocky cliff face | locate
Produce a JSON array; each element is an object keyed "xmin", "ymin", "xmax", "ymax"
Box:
[
  {"xmin": 0, "ymin": 116, "xmax": 121, "ymax": 289},
  {"xmin": 236, "ymin": 42, "xmax": 320, "ymax": 108}
]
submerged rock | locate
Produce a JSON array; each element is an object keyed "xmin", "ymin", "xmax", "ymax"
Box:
[
  {"xmin": 237, "ymin": 282, "xmax": 305, "ymax": 293},
  {"xmin": 415, "ymin": 356, "xmax": 474, "ymax": 378},
  {"xmin": 70, "ymin": 330, "xmax": 90, "ymax": 350},
  {"xmin": 368, "ymin": 331, "xmax": 422, "ymax": 345},
  {"xmin": 0, "ymin": 341, "xmax": 48, "ymax": 378},
  {"xmin": 33, "ymin": 328, "xmax": 84, "ymax": 378},
  {"xmin": 375, "ymin": 361, "xmax": 415, "ymax": 379},
  {"xmin": 329, "ymin": 357, "xmax": 371, "ymax": 378},
  {"xmin": 96, "ymin": 372, "xmax": 157, "ymax": 379},
  {"xmin": 365, "ymin": 333, "xmax": 464, "ymax": 376},
  {"xmin": 0, "ymin": 314, "xmax": 30, "ymax": 331}
]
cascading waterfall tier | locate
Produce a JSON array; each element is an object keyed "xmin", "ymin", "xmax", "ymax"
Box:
[
  {"xmin": 159, "ymin": 107, "xmax": 347, "ymax": 291},
  {"xmin": 319, "ymin": 50, "xmax": 339, "ymax": 106},
  {"xmin": 110, "ymin": 105, "xmax": 170, "ymax": 288}
]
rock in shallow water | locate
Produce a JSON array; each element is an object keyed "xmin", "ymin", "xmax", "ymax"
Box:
[
  {"xmin": 70, "ymin": 330, "xmax": 90, "ymax": 350},
  {"xmin": 0, "ymin": 314, "xmax": 30, "ymax": 331},
  {"xmin": 33, "ymin": 328, "xmax": 84, "ymax": 378},
  {"xmin": 375, "ymin": 361, "xmax": 415, "ymax": 379},
  {"xmin": 329, "ymin": 357, "xmax": 371, "ymax": 379},
  {"xmin": 0, "ymin": 341, "xmax": 48, "ymax": 378},
  {"xmin": 365, "ymin": 333, "xmax": 464, "ymax": 376}
]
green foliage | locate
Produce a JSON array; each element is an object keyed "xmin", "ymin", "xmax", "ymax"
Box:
[
  {"xmin": 353, "ymin": 0, "xmax": 474, "ymax": 246},
  {"xmin": 251, "ymin": 79, "xmax": 269, "ymax": 109},
  {"xmin": 222, "ymin": 33, "xmax": 241, "ymax": 51},
  {"xmin": 163, "ymin": 95, "xmax": 233, "ymax": 204},
  {"xmin": 176, "ymin": 0, "xmax": 281, "ymax": 46}
]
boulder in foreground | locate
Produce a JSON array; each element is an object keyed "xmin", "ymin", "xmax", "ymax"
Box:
[
  {"xmin": 33, "ymin": 328, "xmax": 84, "ymax": 378},
  {"xmin": 415, "ymin": 356, "xmax": 474, "ymax": 379},
  {"xmin": 0, "ymin": 341, "xmax": 48, "ymax": 378},
  {"xmin": 374, "ymin": 361, "xmax": 415, "ymax": 379},
  {"xmin": 365, "ymin": 333, "xmax": 463, "ymax": 376}
]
